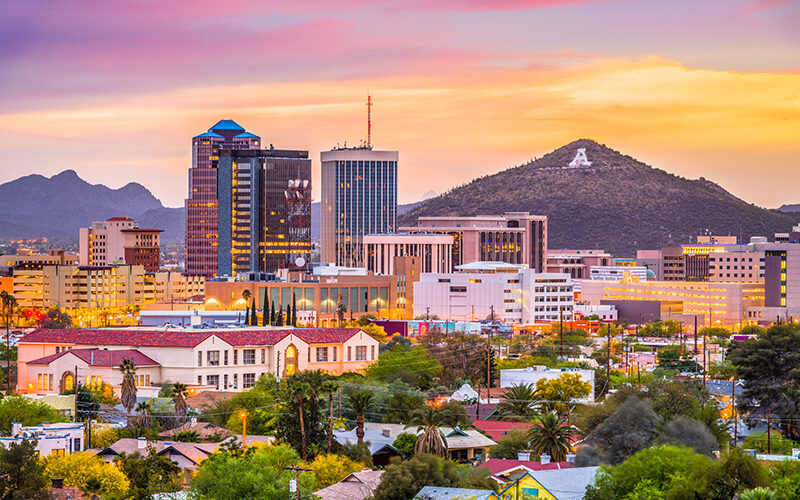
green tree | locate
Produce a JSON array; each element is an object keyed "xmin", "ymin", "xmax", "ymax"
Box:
[
  {"xmin": 172, "ymin": 382, "xmax": 188, "ymax": 425},
  {"xmin": 767, "ymin": 460, "xmax": 800, "ymax": 498},
  {"xmin": 0, "ymin": 440, "xmax": 50, "ymax": 500},
  {"xmin": 579, "ymin": 398, "xmax": 662, "ymax": 465},
  {"xmin": 115, "ymin": 447, "xmax": 182, "ymax": 500},
  {"xmin": 535, "ymin": 372, "xmax": 591, "ymax": 419},
  {"xmin": 250, "ymin": 299, "xmax": 257, "ymax": 326},
  {"xmin": 371, "ymin": 454, "xmax": 461, "ymax": 500},
  {"xmin": 302, "ymin": 453, "xmax": 366, "ymax": 488},
  {"xmin": 366, "ymin": 344, "xmax": 441, "ymax": 390},
  {"xmin": 261, "ymin": 290, "xmax": 269, "ymax": 327},
  {"xmin": 490, "ymin": 430, "xmax": 531, "ymax": 459},
  {"xmin": 527, "ymin": 412, "xmax": 574, "ymax": 462},
  {"xmin": 273, "ymin": 371, "xmax": 329, "ymax": 460},
  {"xmin": 659, "ymin": 417, "xmax": 719, "ymax": 456},
  {"xmin": 438, "ymin": 400, "xmax": 472, "ymax": 427},
  {"xmin": 728, "ymin": 325, "xmax": 800, "ymax": 430},
  {"xmin": 191, "ymin": 443, "xmax": 316, "ymax": 500},
  {"xmin": 392, "ymin": 432, "xmax": 419, "ymax": 458},
  {"xmin": 742, "ymin": 431, "xmax": 795, "ymax": 455},
  {"xmin": 291, "ymin": 293, "xmax": 297, "ymax": 326},
  {"xmin": 496, "ymin": 384, "xmax": 539, "ymax": 422},
  {"xmin": 1, "ymin": 291, "xmax": 17, "ymax": 395},
  {"xmin": 37, "ymin": 306, "xmax": 72, "ymax": 328},
  {"xmin": 119, "ymin": 358, "xmax": 137, "ymax": 425},
  {"xmin": 383, "ymin": 391, "xmax": 425, "ymax": 424},
  {"xmin": 0, "ymin": 395, "xmax": 66, "ymax": 434},
  {"xmin": 657, "ymin": 345, "xmax": 701, "ymax": 372},
  {"xmin": 346, "ymin": 389, "xmax": 375, "ymax": 445},
  {"xmin": 408, "ymin": 406, "xmax": 447, "ymax": 457}
]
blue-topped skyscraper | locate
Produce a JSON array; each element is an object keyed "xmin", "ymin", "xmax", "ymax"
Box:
[{"xmin": 186, "ymin": 120, "xmax": 311, "ymax": 277}]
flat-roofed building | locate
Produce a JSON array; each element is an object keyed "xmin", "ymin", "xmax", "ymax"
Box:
[
  {"xmin": 12, "ymin": 265, "xmax": 204, "ymax": 310},
  {"xmin": 80, "ymin": 217, "xmax": 162, "ymax": 272},
  {"xmin": 363, "ymin": 233, "xmax": 453, "ymax": 275},
  {"xmin": 579, "ymin": 278, "xmax": 764, "ymax": 327},
  {"xmin": 546, "ymin": 250, "xmax": 611, "ymax": 279},
  {"xmin": 400, "ymin": 212, "xmax": 547, "ymax": 272},
  {"xmin": 413, "ymin": 262, "xmax": 573, "ymax": 325},
  {"xmin": 0, "ymin": 249, "xmax": 77, "ymax": 276}
]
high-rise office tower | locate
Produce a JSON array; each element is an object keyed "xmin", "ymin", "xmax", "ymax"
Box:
[
  {"xmin": 186, "ymin": 120, "xmax": 260, "ymax": 276},
  {"xmin": 217, "ymin": 148, "xmax": 311, "ymax": 276},
  {"xmin": 186, "ymin": 120, "xmax": 310, "ymax": 277},
  {"xmin": 321, "ymin": 97, "xmax": 398, "ymax": 267}
]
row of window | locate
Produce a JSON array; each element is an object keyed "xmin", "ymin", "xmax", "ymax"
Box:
[
  {"xmin": 200, "ymin": 372, "xmax": 258, "ymax": 390},
  {"xmin": 199, "ymin": 349, "xmax": 264, "ymax": 367},
  {"xmin": 314, "ymin": 345, "xmax": 374, "ymax": 362}
]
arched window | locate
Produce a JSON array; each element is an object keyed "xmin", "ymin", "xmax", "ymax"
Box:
[{"xmin": 284, "ymin": 344, "xmax": 298, "ymax": 377}]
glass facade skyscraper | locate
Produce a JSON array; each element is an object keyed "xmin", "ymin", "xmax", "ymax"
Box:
[{"xmin": 320, "ymin": 148, "xmax": 398, "ymax": 268}]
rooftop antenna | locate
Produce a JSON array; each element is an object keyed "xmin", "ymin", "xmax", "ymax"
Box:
[{"xmin": 366, "ymin": 93, "xmax": 373, "ymax": 149}]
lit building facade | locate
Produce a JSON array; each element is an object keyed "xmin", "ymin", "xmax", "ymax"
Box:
[
  {"xmin": 1, "ymin": 250, "xmax": 76, "ymax": 276},
  {"xmin": 363, "ymin": 233, "xmax": 453, "ymax": 275},
  {"xmin": 400, "ymin": 213, "xmax": 547, "ymax": 272},
  {"xmin": 12, "ymin": 265, "xmax": 204, "ymax": 310},
  {"xmin": 320, "ymin": 148, "xmax": 398, "ymax": 267},
  {"xmin": 18, "ymin": 327, "xmax": 380, "ymax": 395},
  {"xmin": 79, "ymin": 217, "xmax": 161, "ymax": 272},
  {"xmin": 217, "ymin": 148, "xmax": 311, "ymax": 276},
  {"xmin": 546, "ymin": 250, "xmax": 610, "ymax": 279},
  {"xmin": 186, "ymin": 120, "xmax": 261, "ymax": 276},
  {"xmin": 413, "ymin": 262, "xmax": 573, "ymax": 325}
]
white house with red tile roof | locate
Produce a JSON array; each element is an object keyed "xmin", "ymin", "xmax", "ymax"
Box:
[{"xmin": 17, "ymin": 327, "xmax": 379, "ymax": 396}]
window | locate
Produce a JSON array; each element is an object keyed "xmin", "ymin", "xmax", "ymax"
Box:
[
  {"xmin": 207, "ymin": 350, "xmax": 220, "ymax": 366},
  {"xmin": 233, "ymin": 350, "xmax": 238, "ymax": 365},
  {"xmin": 73, "ymin": 438, "xmax": 81, "ymax": 452},
  {"xmin": 347, "ymin": 346, "xmax": 352, "ymax": 361},
  {"xmin": 243, "ymin": 373, "xmax": 256, "ymax": 388},
  {"xmin": 197, "ymin": 351, "xmax": 203, "ymax": 367},
  {"xmin": 332, "ymin": 346, "xmax": 337, "ymax": 362},
  {"xmin": 207, "ymin": 375, "xmax": 219, "ymax": 389},
  {"xmin": 316, "ymin": 347, "xmax": 328, "ymax": 362},
  {"xmin": 356, "ymin": 346, "xmax": 367, "ymax": 361},
  {"xmin": 243, "ymin": 349, "xmax": 256, "ymax": 365},
  {"xmin": 198, "ymin": 376, "xmax": 202, "ymax": 385},
  {"xmin": 370, "ymin": 345, "xmax": 375, "ymax": 360},
  {"xmin": 261, "ymin": 349, "xmax": 265, "ymax": 364},
  {"xmin": 135, "ymin": 375, "xmax": 150, "ymax": 387},
  {"xmin": 51, "ymin": 449, "xmax": 65, "ymax": 457},
  {"xmin": 233, "ymin": 374, "xmax": 238, "ymax": 389},
  {"xmin": 224, "ymin": 374, "xmax": 229, "ymax": 389},
  {"xmin": 224, "ymin": 350, "xmax": 229, "ymax": 365}
]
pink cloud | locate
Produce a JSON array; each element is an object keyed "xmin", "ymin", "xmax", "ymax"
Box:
[{"xmin": 745, "ymin": 0, "xmax": 793, "ymax": 13}]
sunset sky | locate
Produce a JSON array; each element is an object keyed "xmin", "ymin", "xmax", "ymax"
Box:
[{"xmin": 1, "ymin": 0, "xmax": 798, "ymax": 208}]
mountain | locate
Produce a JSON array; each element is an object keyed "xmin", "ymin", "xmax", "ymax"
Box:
[
  {"xmin": 399, "ymin": 139, "xmax": 797, "ymax": 256},
  {"xmin": 778, "ymin": 204, "xmax": 800, "ymax": 214},
  {"xmin": 0, "ymin": 170, "xmax": 185, "ymax": 243}
]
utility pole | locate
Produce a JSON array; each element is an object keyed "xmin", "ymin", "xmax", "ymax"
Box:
[
  {"xmin": 275, "ymin": 352, "xmax": 281, "ymax": 401},
  {"xmin": 490, "ymin": 305, "xmax": 495, "ymax": 322},
  {"xmin": 606, "ymin": 323, "xmax": 612, "ymax": 385},
  {"xmin": 732, "ymin": 377, "xmax": 738, "ymax": 448},
  {"xmin": 694, "ymin": 315, "xmax": 698, "ymax": 354},
  {"xmin": 285, "ymin": 466, "xmax": 312, "ymax": 500},
  {"xmin": 767, "ymin": 409, "xmax": 772, "ymax": 454},
  {"xmin": 559, "ymin": 308, "xmax": 564, "ymax": 358}
]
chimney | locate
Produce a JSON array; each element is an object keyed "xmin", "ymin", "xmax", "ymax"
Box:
[
  {"xmin": 566, "ymin": 453, "xmax": 576, "ymax": 463},
  {"xmin": 164, "ymin": 441, "xmax": 173, "ymax": 447},
  {"xmin": 540, "ymin": 454, "xmax": 551, "ymax": 465},
  {"xmin": 517, "ymin": 451, "xmax": 531, "ymax": 461},
  {"xmin": 382, "ymin": 429, "xmax": 391, "ymax": 438},
  {"xmin": 137, "ymin": 437, "xmax": 146, "ymax": 449}
]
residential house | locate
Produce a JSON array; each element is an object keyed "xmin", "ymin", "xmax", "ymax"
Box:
[
  {"xmin": 93, "ymin": 437, "xmax": 218, "ymax": 476},
  {"xmin": 330, "ymin": 427, "xmax": 403, "ymax": 466},
  {"xmin": 498, "ymin": 467, "xmax": 600, "ymax": 500},
  {"xmin": 414, "ymin": 486, "xmax": 501, "ymax": 500},
  {"xmin": 18, "ymin": 327, "xmax": 380, "ymax": 395},
  {"xmin": 481, "ymin": 457, "xmax": 574, "ymax": 484},
  {"xmin": 314, "ymin": 469, "xmax": 384, "ymax": 500},
  {"xmin": 471, "ymin": 421, "xmax": 536, "ymax": 441},
  {"xmin": 0, "ymin": 422, "xmax": 84, "ymax": 456}
]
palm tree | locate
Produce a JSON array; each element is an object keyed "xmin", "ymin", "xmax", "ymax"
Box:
[
  {"xmin": 346, "ymin": 390, "xmax": 375, "ymax": 445},
  {"xmin": 408, "ymin": 406, "xmax": 447, "ymax": 457},
  {"xmin": 336, "ymin": 302, "xmax": 346, "ymax": 327},
  {"xmin": 527, "ymin": 412, "xmax": 574, "ymax": 463},
  {"xmin": 496, "ymin": 384, "xmax": 540, "ymax": 421},
  {"xmin": 0, "ymin": 291, "xmax": 17, "ymax": 395},
  {"xmin": 322, "ymin": 380, "xmax": 339, "ymax": 453},
  {"xmin": 135, "ymin": 401, "xmax": 153, "ymax": 428},
  {"xmin": 241, "ymin": 289, "xmax": 252, "ymax": 303},
  {"xmin": 288, "ymin": 380, "xmax": 312, "ymax": 459},
  {"xmin": 119, "ymin": 358, "xmax": 137, "ymax": 425},
  {"xmin": 172, "ymin": 382, "xmax": 189, "ymax": 425}
]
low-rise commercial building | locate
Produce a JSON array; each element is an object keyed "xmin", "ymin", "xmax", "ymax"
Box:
[
  {"xmin": 579, "ymin": 278, "xmax": 764, "ymax": 327},
  {"xmin": 546, "ymin": 250, "xmax": 611, "ymax": 280},
  {"xmin": 18, "ymin": 327, "xmax": 380, "ymax": 395},
  {"xmin": 0, "ymin": 422, "xmax": 84, "ymax": 456},
  {"xmin": 0, "ymin": 249, "xmax": 77, "ymax": 276},
  {"xmin": 363, "ymin": 233, "xmax": 453, "ymax": 275},
  {"xmin": 589, "ymin": 266, "xmax": 650, "ymax": 281},
  {"xmin": 413, "ymin": 262, "xmax": 573, "ymax": 325},
  {"xmin": 80, "ymin": 217, "xmax": 162, "ymax": 271},
  {"xmin": 12, "ymin": 265, "xmax": 204, "ymax": 310}
]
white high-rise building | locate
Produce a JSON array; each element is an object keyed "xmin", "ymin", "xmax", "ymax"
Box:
[{"xmin": 413, "ymin": 261, "xmax": 573, "ymax": 325}]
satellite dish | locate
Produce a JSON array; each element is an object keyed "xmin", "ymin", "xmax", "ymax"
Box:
[{"xmin": 295, "ymin": 257, "xmax": 306, "ymax": 268}]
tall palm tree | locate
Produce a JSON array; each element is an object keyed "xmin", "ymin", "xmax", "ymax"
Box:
[
  {"xmin": 172, "ymin": 382, "xmax": 189, "ymax": 425},
  {"xmin": 241, "ymin": 289, "xmax": 252, "ymax": 303},
  {"xmin": 119, "ymin": 358, "xmax": 138, "ymax": 425},
  {"xmin": 0, "ymin": 291, "xmax": 17, "ymax": 395},
  {"xmin": 496, "ymin": 383, "xmax": 540, "ymax": 421},
  {"xmin": 346, "ymin": 390, "xmax": 375, "ymax": 445},
  {"xmin": 408, "ymin": 406, "xmax": 447, "ymax": 457},
  {"xmin": 336, "ymin": 302, "xmax": 346, "ymax": 327},
  {"xmin": 288, "ymin": 380, "xmax": 312, "ymax": 459},
  {"xmin": 527, "ymin": 411, "xmax": 574, "ymax": 463},
  {"xmin": 135, "ymin": 401, "xmax": 153, "ymax": 428},
  {"xmin": 322, "ymin": 380, "xmax": 339, "ymax": 453}
]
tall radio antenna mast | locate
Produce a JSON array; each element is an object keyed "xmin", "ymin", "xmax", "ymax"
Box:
[{"xmin": 366, "ymin": 94, "xmax": 372, "ymax": 149}]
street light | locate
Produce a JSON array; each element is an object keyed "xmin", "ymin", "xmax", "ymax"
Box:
[{"xmin": 240, "ymin": 411, "xmax": 248, "ymax": 449}]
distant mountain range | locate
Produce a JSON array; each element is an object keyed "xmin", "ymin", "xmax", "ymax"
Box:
[
  {"xmin": 399, "ymin": 139, "xmax": 797, "ymax": 256},
  {"xmin": 0, "ymin": 170, "xmax": 185, "ymax": 242}
]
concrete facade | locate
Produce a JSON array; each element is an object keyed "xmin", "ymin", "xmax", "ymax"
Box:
[
  {"xmin": 363, "ymin": 233, "xmax": 453, "ymax": 275},
  {"xmin": 80, "ymin": 217, "xmax": 161, "ymax": 272},
  {"xmin": 546, "ymin": 250, "xmax": 611, "ymax": 280}
]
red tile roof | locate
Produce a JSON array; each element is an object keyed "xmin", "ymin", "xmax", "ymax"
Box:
[
  {"xmin": 21, "ymin": 328, "xmax": 370, "ymax": 349},
  {"xmin": 106, "ymin": 217, "xmax": 133, "ymax": 221},
  {"xmin": 480, "ymin": 458, "xmax": 574, "ymax": 478},
  {"xmin": 28, "ymin": 348, "xmax": 159, "ymax": 367},
  {"xmin": 471, "ymin": 420, "xmax": 535, "ymax": 440}
]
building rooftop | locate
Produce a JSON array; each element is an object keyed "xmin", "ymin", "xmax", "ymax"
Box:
[
  {"xmin": 28, "ymin": 348, "xmax": 159, "ymax": 367},
  {"xmin": 414, "ymin": 486, "xmax": 500, "ymax": 500},
  {"xmin": 233, "ymin": 132, "xmax": 259, "ymax": 139},
  {"xmin": 499, "ymin": 467, "xmax": 600, "ymax": 500},
  {"xmin": 209, "ymin": 119, "xmax": 245, "ymax": 131},
  {"xmin": 455, "ymin": 261, "xmax": 525, "ymax": 272},
  {"xmin": 193, "ymin": 131, "xmax": 224, "ymax": 139},
  {"xmin": 314, "ymin": 470, "xmax": 384, "ymax": 500},
  {"xmin": 106, "ymin": 217, "xmax": 134, "ymax": 222}
]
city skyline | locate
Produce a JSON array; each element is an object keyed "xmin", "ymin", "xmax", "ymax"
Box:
[{"xmin": 1, "ymin": 0, "xmax": 798, "ymax": 209}]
